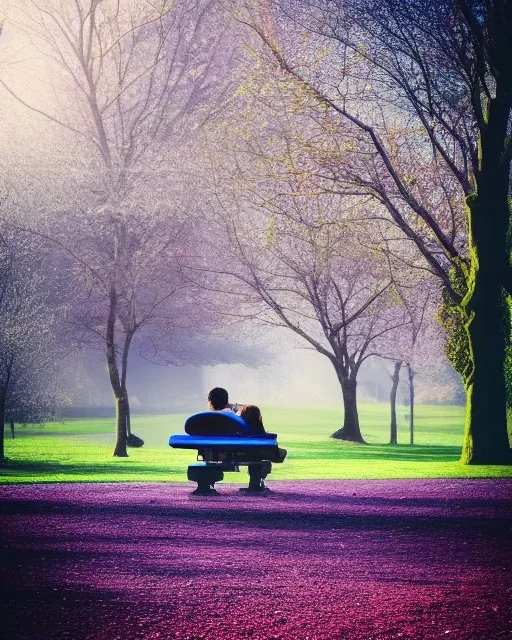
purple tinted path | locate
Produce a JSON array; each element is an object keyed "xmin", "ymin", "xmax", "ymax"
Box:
[{"xmin": 1, "ymin": 479, "xmax": 511, "ymax": 640}]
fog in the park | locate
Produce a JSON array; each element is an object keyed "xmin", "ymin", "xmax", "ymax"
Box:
[
  {"xmin": 72, "ymin": 334, "xmax": 460, "ymax": 412},
  {"xmin": 0, "ymin": 0, "xmax": 511, "ymax": 463}
]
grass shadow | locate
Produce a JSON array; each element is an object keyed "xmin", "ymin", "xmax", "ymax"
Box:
[
  {"xmin": 290, "ymin": 442, "xmax": 462, "ymax": 462},
  {"xmin": 0, "ymin": 457, "xmax": 182, "ymax": 478}
]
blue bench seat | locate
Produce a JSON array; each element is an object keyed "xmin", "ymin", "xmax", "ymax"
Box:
[{"xmin": 169, "ymin": 434, "xmax": 279, "ymax": 450}]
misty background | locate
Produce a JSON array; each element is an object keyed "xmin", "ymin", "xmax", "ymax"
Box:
[{"xmin": 69, "ymin": 336, "xmax": 462, "ymax": 416}]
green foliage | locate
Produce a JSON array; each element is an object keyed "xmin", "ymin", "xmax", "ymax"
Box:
[
  {"xmin": 437, "ymin": 262, "xmax": 471, "ymax": 385},
  {"xmin": 2, "ymin": 405, "xmax": 511, "ymax": 483},
  {"xmin": 440, "ymin": 259, "xmax": 512, "ymax": 409}
]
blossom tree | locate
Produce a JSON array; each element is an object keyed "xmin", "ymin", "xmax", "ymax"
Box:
[
  {"xmin": 197, "ymin": 62, "xmax": 415, "ymax": 442},
  {"xmin": 0, "ymin": 222, "xmax": 68, "ymax": 460},
  {"xmin": 191, "ymin": 181, "xmax": 409, "ymax": 442},
  {"xmin": 2, "ymin": 0, "xmax": 234, "ymax": 456}
]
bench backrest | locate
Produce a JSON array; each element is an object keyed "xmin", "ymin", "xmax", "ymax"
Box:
[{"xmin": 184, "ymin": 411, "xmax": 249, "ymax": 436}]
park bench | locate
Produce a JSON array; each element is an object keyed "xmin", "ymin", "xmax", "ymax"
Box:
[{"xmin": 169, "ymin": 411, "xmax": 287, "ymax": 495}]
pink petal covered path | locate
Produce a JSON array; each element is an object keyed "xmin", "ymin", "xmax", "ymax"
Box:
[{"xmin": 1, "ymin": 479, "xmax": 511, "ymax": 640}]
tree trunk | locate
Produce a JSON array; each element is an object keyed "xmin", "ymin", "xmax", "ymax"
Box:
[
  {"xmin": 461, "ymin": 87, "xmax": 512, "ymax": 465},
  {"xmin": 389, "ymin": 361, "xmax": 401, "ymax": 445},
  {"xmin": 0, "ymin": 365, "xmax": 12, "ymax": 461},
  {"xmin": 462, "ymin": 229, "xmax": 511, "ymax": 463},
  {"xmin": 407, "ymin": 364, "xmax": 414, "ymax": 446},
  {"xmin": 10, "ymin": 419, "xmax": 15, "ymax": 439},
  {"xmin": 126, "ymin": 399, "xmax": 131, "ymax": 438},
  {"xmin": 331, "ymin": 375, "xmax": 365, "ymax": 442},
  {"xmin": 106, "ymin": 285, "xmax": 128, "ymax": 457},
  {"xmin": 113, "ymin": 395, "xmax": 129, "ymax": 457},
  {"xmin": 120, "ymin": 330, "xmax": 134, "ymax": 442},
  {"xmin": 0, "ymin": 393, "xmax": 5, "ymax": 460}
]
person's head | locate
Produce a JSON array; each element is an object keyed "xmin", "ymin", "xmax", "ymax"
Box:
[
  {"xmin": 238, "ymin": 404, "xmax": 262, "ymax": 426},
  {"xmin": 208, "ymin": 387, "xmax": 229, "ymax": 411}
]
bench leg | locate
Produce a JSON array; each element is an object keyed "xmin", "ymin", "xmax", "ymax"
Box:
[
  {"xmin": 187, "ymin": 463, "xmax": 224, "ymax": 495},
  {"xmin": 192, "ymin": 481, "xmax": 219, "ymax": 496},
  {"xmin": 241, "ymin": 462, "xmax": 272, "ymax": 494}
]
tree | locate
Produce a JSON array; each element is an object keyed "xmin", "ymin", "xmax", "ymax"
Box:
[
  {"xmin": 193, "ymin": 184, "xmax": 409, "ymax": 441},
  {"xmin": 203, "ymin": 40, "xmax": 444, "ymax": 444},
  {"xmin": 197, "ymin": 56, "xmax": 414, "ymax": 442},
  {"xmin": 236, "ymin": 0, "xmax": 512, "ymax": 464},
  {"xmin": 0, "ymin": 223, "xmax": 67, "ymax": 460},
  {"xmin": 3, "ymin": 0, "xmax": 232, "ymax": 456}
]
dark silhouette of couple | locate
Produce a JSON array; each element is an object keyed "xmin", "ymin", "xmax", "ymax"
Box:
[{"xmin": 207, "ymin": 387, "xmax": 266, "ymax": 437}]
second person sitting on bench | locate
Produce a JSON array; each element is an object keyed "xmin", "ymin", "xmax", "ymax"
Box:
[
  {"xmin": 237, "ymin": 404, "xmax": 267, "ymax": 436},
  {"xmin": 238, "ymin": 404, "xmax": 287, "ymax": 471}
]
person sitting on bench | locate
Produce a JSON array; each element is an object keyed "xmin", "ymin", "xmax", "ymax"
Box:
[
  {"xmin": 207, "ymin": 387, "xmax": 237, "ymax": 414},
  {"xmin": 205, "ymin": 391, "xmax": 285, "ymax": 461},
  {"xmin": 237, "ymin": 404, "xmax": 267, "ymax": 436},
  {"xmin": 238, "ymin": 404, "xmax": 287, "ymax": 463}
]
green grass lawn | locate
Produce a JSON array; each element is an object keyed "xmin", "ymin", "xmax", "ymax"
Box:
[{"xmin": 1, "ymin": 403, "xmax": 511, "ymax": 483}]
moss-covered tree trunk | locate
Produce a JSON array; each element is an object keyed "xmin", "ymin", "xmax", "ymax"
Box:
[
  {"xmin": 461, "ymin": 84, "xmax": 512, "ymax": 465},
  {"xmin": 462, "ymin": 201, "xmax": 511, "ymax": 463},
  {"xmin": 389, "ymin": 361, "xmax": 401, "ymax": 445},
  {"xmin": 331, "ymin": 369, "xmax": 365, "ymax": 443}
]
